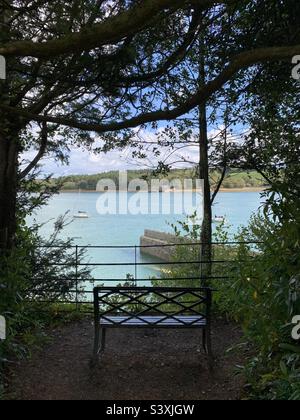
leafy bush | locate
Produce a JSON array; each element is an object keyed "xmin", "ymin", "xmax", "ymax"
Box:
[
  {"xmin": 0, "ymin": 216, "xmax": 91, "ymax": 398},
  {"xmin": 222, "ymin": 211, "xmax": 300, "ymax": 400},
  {"xmin": 158, "ymin": 205, "xmax": 300, "ymax": 400},
  {"xmin": 152, "ymin": 215, "xmax": 202, "ymax": 289}
]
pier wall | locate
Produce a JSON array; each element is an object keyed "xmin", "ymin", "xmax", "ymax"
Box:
[{"xmin": 140, "ymin": 230, "xmax": 182, "ymax": 262}]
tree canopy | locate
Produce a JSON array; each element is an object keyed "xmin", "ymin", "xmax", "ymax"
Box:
[
  {"xmin": 1, "ymin": 0, "xmax": 299, "ymax": 136},
  {"xmin": 0, "ymin": 0, "xmax": 299, "ymax": 248}
]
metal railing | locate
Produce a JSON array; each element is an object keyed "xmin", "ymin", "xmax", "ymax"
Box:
[{"xmin": 30, "ymin": 240, "xmax": 262, "ymax": 312}]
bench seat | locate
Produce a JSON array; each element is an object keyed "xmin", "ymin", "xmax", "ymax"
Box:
[
  {"xmin": 100, "ymin": 315, "xmax": 206, "ymax": 327},
  {"xmin": 92, "ymin": 287, "xmax": 213, "ymax": 369}
]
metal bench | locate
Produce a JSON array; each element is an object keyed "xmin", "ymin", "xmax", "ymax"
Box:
[{"xmin": 91, "ymin": 286, "xmax": 213, "ymax": 368}]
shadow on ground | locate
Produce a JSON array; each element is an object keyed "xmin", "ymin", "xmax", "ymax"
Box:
[{"xmin": 7, "ymin": 318, "xmax": 246, "ymax": 400}]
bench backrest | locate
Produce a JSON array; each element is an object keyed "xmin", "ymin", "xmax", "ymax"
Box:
[{"xmin": 93, "ymin": 286, "xmax": 212, "ymax": 327}]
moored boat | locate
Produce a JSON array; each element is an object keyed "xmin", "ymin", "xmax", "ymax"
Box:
[
  {"xmin": 213, "ymin": 215, "xmax": 226, "ymax": 223},
  {"xmin": 73, "ymin": 211, "xmax": 89, "ymax": 219}
]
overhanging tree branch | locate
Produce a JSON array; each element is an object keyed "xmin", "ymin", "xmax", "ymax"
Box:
[
  {"xmin": 119, "ymin": 6, "xmax": 205, "ymax": 84},
  {"xmin": 1, "ymin": 44, "xmax": 299, "ymax": 133},
  {"xmin": 19, "ymin": 121, "xmax": 48, "ymax": 179},
  {"xmin": 0, "ymin": 0, "xmax": 224, "ymax": 58}
]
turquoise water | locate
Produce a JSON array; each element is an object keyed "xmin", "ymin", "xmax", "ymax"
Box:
[{"xmin": 28, "ymin": 191, "xmax": 263, "ymax": 282}]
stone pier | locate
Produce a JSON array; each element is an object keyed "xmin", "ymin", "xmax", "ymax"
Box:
[{"xmin": 140, "ymin": 230, "xmax": 182, "ymax": 262}]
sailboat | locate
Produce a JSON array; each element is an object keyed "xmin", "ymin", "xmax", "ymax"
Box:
[
  {"xmin": 73, "ymin": 189, "xmax": 89, "ymax": 219},
  {"xmin": 73, "ymin": 210, "xmax": 89, "ymax": 219},
  {"xmin": 213, "ymin": 215, "xmax": 226, "ymax": 224}
]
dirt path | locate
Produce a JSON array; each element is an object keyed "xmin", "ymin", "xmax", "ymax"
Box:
[{"xmin": 6, "ymin": 318, "xmax": 246, "ymax": 400}]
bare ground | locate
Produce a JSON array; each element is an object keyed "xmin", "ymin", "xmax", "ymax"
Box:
[{"xmin": 6, "ymin": 317, "xmax": 247, "ymax": 400}]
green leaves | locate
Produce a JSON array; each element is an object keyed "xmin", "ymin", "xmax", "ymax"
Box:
[{"xmin": 279, "ymin": 344, "xmax": 300, "ymax": 355}]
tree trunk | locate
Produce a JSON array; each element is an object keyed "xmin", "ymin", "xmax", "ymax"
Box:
[
  {"xmin": 198, "ymin": 33, "xmax": 212, "ymax": 286},
  {"xmin": 0, "ymin": 132, "xmax": 18, "ymax": 250},
  {"xmin": 198, "ymin": 101, "xmax": 212, "ymax": 285},
  {"xmin": 0, "ymin": 0, "xmax": 18, "ymax": 251}
]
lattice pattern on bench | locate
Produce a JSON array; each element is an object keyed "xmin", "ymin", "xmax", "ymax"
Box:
[
  {"xmin": 94, "ymin": 287, "xmax": 210, "ymax": 327},
  {"xmin": 91, "ymin": 286, "xmax": 213, "ymax": 368}
]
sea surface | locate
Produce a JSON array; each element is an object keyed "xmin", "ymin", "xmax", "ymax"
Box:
[{"xmin": 28, "ymin": 191, "xmax": 263, "ymax": 283}]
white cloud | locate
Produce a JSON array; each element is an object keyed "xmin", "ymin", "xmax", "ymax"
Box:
[
  {"xmin": 48, "ymin": 149, "xmax": 138, "ymax": 176},
  {"xmin": 20, "ymin": 125, "xmax": 243, "ymax": 177}
]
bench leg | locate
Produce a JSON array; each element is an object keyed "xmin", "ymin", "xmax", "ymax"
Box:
[
  {"xmin": 100, "ymin": 328, "xmax": 106, "ymax": 353},
  {"xmin": 90, "ymin": 327, "xmax": 106, "ymax": 367},
  {"xmin": 205, "ymin": 327, "xmax": 213, "ymax": 372},
  {"xmin": 202, "ymin": 328, "xmax": 207, "ymax": 354},
  {"xmin": 202, "ymin": 327, "xmax": 213, "ymax": 371}
]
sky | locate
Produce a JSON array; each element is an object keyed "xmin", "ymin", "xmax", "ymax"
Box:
[
  {"xmin": 22, "ymin": 144, "xmax": 201, "ymax": 176},
  {"xmin": 21, "ymin": 129, "xmax": 203, "ymax": 177},
  {"xmin": 21, "ymin": 126, "xmax": 240, "ymax": 177},
  {"xmin": 23, "ymin": 146, "xmax": 139, "ymax": 176}
]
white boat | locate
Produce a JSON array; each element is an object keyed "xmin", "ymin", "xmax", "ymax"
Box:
[
  {"xmin": 73, "ymin": 211, "xmax": 89, "ymax": 219},
  {"xmin": 213, "ymin": 216, "xmax": 226, "ymax": 224}
]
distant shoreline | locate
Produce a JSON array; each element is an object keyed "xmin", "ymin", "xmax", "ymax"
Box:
[
  {"xmin": 219, "ymin": 187, "xmax": 265, "ymax": 193},
  {"xmin": 59, "ymin": 187, "xmax": 265, "ymax": 194}
]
